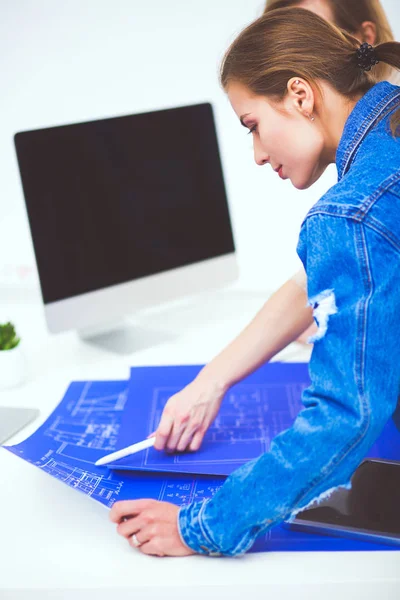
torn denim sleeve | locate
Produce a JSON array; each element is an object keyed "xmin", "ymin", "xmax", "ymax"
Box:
[{"xmin": 178, "ymin": 214, "xmax": 400, "ymax": 556}]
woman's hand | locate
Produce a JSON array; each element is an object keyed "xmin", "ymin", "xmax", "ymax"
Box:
[
  {"xmin": 110, "ymin": 499, "xmax": 196, "ymax": 557},
  {"xmin": 152, "ymin": 376, "xmax": 226, "ymax": 453}
]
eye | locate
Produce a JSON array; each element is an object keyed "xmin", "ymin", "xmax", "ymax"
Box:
[{"xmin": 247, "ymin": 125, "xmax": 257, "ymax": 135}]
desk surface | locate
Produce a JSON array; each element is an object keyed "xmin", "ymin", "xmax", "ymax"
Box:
[{"xmin": 1, "ymin": 285, "xmax": 399, "ymax": 600}]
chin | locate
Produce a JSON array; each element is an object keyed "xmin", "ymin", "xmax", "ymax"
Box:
[
  {"xmin": 292, "ymin": 169, "xmax": 323, "ymax": 190},
  {"xmin": 291, "ymin": 178, "xmax": 313, "ymax": 191}
]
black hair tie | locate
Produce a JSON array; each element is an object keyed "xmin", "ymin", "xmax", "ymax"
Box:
[{"xmin": 356, "ymin": 42, "xmax": 379, "ymax": 71}]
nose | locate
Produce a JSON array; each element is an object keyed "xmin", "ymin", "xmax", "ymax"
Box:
[{"xmin": 253, "ymin": 139, "xmax": 269, "ymax": 166}]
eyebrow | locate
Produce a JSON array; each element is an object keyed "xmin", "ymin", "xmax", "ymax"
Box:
[{"xmin": 240, "ymin": 113, "xmax": 251, "ymax": 127}]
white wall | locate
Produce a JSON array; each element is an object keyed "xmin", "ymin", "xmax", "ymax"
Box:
[{"xmin": 1, "ymin": 0, "xmax": 399, "ymax": 291}]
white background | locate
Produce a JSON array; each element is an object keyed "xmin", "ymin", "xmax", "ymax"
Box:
[
  {"xmin": 1, "ymin": 0, "xmax": 399, "ymax": 292},
  {"xmin": 1, "ymin": 5, "xmax": 400, "ymax": 592}
]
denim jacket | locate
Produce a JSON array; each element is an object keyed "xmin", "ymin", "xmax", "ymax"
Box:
[{"xmin": 178, "ymin": 81, "xmax": 400, "ymax": 556}]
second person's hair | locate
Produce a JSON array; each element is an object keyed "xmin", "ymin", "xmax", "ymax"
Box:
[
  {"xmin": 264, "ymin": 0, "xmax": 394, "ymax": 81},
  {"xmin": 221, "ymin": 8, "xmax": 400, "ymax": 135}
]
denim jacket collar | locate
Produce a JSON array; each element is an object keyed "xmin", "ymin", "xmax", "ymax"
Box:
[{"xmin": 336, "ymin": 81, "xmax": 400, "ymax": 180}]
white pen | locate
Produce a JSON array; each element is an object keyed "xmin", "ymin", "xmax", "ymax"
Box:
[{"xmin": 95, "ymin": 437, "xmax": 156, "ymax": 466}]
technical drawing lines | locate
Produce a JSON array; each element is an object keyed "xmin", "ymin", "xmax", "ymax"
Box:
[
  {"xmin": 40, "ymin": 458, "xmax": 124, "ymax": 505},
  {"xmin": 45, "ymin": 416, "xmax": 120, "ymax": 449},
  {"xmin": 71, "ymin": 382, "xmax": 128, "ymax": 418},
  {"xmin": 149, "ymin": 383, "xmax": 305, "ymax": 450},
  {"xmin": 158, "ymin": 478, "xmax": 225, "ymax": 506},
  {"xmin": 44, "ymin": 381, "xmax": 128, "ymax": 450}
]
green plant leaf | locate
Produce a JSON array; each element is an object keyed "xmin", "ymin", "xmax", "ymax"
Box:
[{"xmin": 0, "ymin": 322, "xmax": 20, "ymax": 351}]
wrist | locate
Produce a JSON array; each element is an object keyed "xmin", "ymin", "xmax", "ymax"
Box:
[{"xmin": 195, "ymin": 366, "xmax": 231, "ymax": 396}]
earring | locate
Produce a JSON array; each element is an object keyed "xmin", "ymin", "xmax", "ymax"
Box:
[{"xmin": 307, "ymin": 113, "xmax": 315, "ymax": 122}]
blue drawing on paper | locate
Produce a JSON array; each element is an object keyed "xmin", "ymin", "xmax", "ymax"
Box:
[{"xmin": 3, "ymin": 368, "xmax": 399, "ymax": 553}]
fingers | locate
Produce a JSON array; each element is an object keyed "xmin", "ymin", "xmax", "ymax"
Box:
[
  {"xmin": 154, "ymin": 408, "xmax": 190, "ymax": 452},
  {"xmin": 137, "ymin": 538, "xmax": 167, "ymax": 557},
  {"xmin": 117, "ymin": 514, "xmax": 150, "ymax": 538},
  {"xmin": 135, "ymin": 523, "xmax": 195, "ymax": 557},
  {"xmin": 130, "ymin": 523, "xmax": 188, "ymax": 557},
  {"xmin": 109, "ymin": 499, "xmax": 156, "ymax": 523},
  {"xmin": 130, "ymin": 524, "xmax": 158, "ymax": 548},
  {"xmin": 111, "ymin": 500, "xmax": 195, "ymax": 557},
  {"xmin": 189, "ymin": 428, "xmax": 206, "ymax": 452},
  {"xmin": 169, "ymin": 403, "xmax": 208, "ymax": 452},
  {"xmin": 165, "ymin": 419, "xmax": 188, "ymax": 451},
  {"xmin": 138, "ymin": 541, "xmax": 165, "ymax": 557},
  {"xmin": 175, "ymin": 405, "xmax": 205, "ymax": 451},
  {"xmin": 154, "ymin": 413, "xmax": 174, "ymax": 451},
  {"xmin": 154, "ymin": 387, "xmax": 215, "ymax": 453},
  {"xmin": 176, "ymin": 427, "xmax": 196, "ymax": 452}
]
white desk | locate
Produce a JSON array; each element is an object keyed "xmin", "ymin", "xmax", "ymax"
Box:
[{"xmin": 1, "ymin": 284, "xmax": 399, "ymax": 600}]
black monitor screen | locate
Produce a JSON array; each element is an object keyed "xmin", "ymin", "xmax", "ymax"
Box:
[{"xmin": 15, "ymin": 103, "xmax": 235, "ymax": 304}]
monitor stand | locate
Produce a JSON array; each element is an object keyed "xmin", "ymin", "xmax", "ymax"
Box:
[
  {"xmin": 78, "ymin": 290, "xmax": 269, "ymax": 356},
  {"xmin": 0, "ymin": 407, "xmax": 40, "ymax": 445},
  {"xmin": 79, "ymin": 319, "xmax": 176, "ymax": 356},
  {"xmin": 78, "ymin": 289, "xmax": 311, "ymax": 359}
]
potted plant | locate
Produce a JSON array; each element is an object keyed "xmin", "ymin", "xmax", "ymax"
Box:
[{"xmin": 0, "ymin": 322, "xmax": 26, "ymax": 388}]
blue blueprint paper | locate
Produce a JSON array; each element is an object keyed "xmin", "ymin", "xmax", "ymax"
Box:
[
  {"xmin": 3, "ymin": 380, "xmax": 226, "ymax": 507},
  {"xmin": 111, "ymin": 362, "xmax": 400, "ymax": 475},
  {"xmin": 3, "ymin": 378, "xmax": 399, "ymax": 553},
  {"xmin": 110, "ymin": 363, "xmax": 309, "ymax": 475}
]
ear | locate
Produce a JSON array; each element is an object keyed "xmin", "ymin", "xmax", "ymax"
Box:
[
  {"xmin": 285, "ymin": 78, "xmax": 315, "ymax": 119},
  {"xmin": 358, "ymin": 21, "xmax": 377, "ymax": 45}
]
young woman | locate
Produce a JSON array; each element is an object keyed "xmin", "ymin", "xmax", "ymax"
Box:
[
  {"xmin": 110, "ymin": 8, "xmax": 400, "ymax": 557},
  {"xmin": 265, "ymin": 0, "xmax": 398, "ymax": 344}
]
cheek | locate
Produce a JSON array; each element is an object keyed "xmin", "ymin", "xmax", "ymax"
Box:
[
  {"xmin": 293, "ymin": 121, "xmax": 321, "ymax": 156},
  {"xmin": 290, "ymin": 127, "xmax": 324, "ymax": 187},
  {"xmin": 259, "ymin": 122, "xmax": 285, "ymax": 154}
]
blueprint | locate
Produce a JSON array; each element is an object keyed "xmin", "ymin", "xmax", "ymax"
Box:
[
  {"xmin": 4, "ymin": 380, "xmax": 228, "ymax": 507},
  {"xmin": 109, "ymin": 363, "xmax": 303, "ymax": 474},
  {"xmin": 109, "ymin": 363, "xmax": 400, "ymax": 476},
  {"xmin": 3, "ymin": 374, "xmax": 399, "ymax": 552}
]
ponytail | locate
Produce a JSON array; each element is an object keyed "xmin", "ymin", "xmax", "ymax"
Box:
[
  {"xmin": 353, "ymin": 40, "xmax": 400, "ymax": 135},
  {"xmin": 221, "ymin": 8, "xmax": 400, "ymax": 136},
  {"xmin": 264, "ymin": 0, "xmax": 396, "ymax": 82},
  {"xmin": 375, "ymin": 41, "xmax": 400, "ymax": 71}
]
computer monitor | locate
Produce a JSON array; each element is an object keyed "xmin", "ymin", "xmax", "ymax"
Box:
[{"xmin": 14, "ymin": 103, "xmax": 238, "ymax": 353}]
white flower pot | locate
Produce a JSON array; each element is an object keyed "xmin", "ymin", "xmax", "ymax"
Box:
[{"xmin": 0, "ymin": 344, "xmax": 27, "ymax": 389}]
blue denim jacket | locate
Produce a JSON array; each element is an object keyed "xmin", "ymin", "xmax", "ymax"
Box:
[{"xmin": 178, "ymin": 81, "xmax": 400, "ymax": 556}]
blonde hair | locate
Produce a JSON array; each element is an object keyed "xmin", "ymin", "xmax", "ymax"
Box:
[
  {"xmin": 264, "ymin": 0, "xmax": 394, "ymax": 81},
  {"xmin": 221, "ymin": 8, "xmax": 400, "ymax": 135}
]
